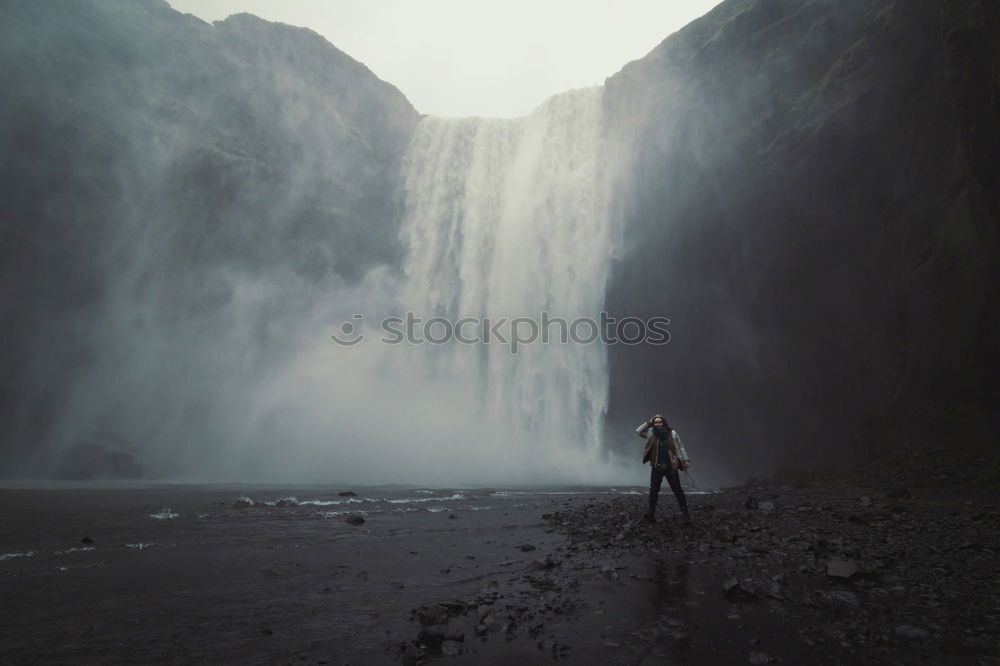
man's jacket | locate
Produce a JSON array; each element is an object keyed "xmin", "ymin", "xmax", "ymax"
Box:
[{"xmin": 636, "ymin": 421, "xmax": 690, "ymax": 470}]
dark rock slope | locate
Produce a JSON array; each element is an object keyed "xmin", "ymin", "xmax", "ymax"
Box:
[
  {"xmin": 603, "ymin": 0, "xmax": 1000, "ymax": 481},
  {"xmin": 0, "ymin": 0, "xmax": 419, "ymax": 474}
]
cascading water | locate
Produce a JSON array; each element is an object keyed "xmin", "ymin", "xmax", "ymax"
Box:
[
  {"xmin": 396, "ymin": 87, "xmax": 623, "ymax": 479},
  {"xmin": 46, "ymin": 86, "xmax": 630, "ymax": 485}
]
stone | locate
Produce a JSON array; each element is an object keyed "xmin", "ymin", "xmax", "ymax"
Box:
[
  {"xmin": 344, "ymin": 514, "xmax": 365, "ymax": 525},
  {"xmin": 417, "ymin": 627, "xmax": 446, "ymax": 651},
  {"xmin": 828, "ymin": 590, "xmax": 860, "ymax": 608},
  {"xmin": 443, "ymin": 628, "xmax": 465, "ymax": 642},
  {"xmin": 437, "ymin": 600, "xmax": 466, "ymax": 615},
  {"xmin": 416, "ymin": 605, "xmax": 450, "ymax": 626},
  {"xmin": 826, "ymin": 559, "xmax": 858, "ymax": 579},
  {"xmin": 826, "ymin": 560, "xmax": 878, "ymax": 580},
  {"xmin": 893, "ymin": 625, "xmax": 929, "ymax": 640},
  {"xmin": 723, "ymin": 577, "xmax": 760, "ymax": 601},
  {"xmin": 400, "ymin": 643, "xmax": 425, "ymax": 665}
]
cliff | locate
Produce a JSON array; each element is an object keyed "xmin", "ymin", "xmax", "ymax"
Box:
[
  {"xmin": 0, "ymin": 0, "xmax": 420, "ymax": 475},
  {"xmin": 603, "ymin": 0, "xmax": 1000, "ymax": 480}
]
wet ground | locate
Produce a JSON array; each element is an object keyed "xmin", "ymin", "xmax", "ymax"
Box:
[
  {"xmin": 1, "ymin": 454, "xmax": 997, "ymax": 665},
  {"xmin": 399, "ymin": 448, "xmax": 1000, "ymax": 665},
  {"xmin": 0, "ymin": 485, "xmax": 654, "ymax": 664}
]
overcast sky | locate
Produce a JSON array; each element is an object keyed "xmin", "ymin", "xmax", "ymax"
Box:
[{"xmin": 166, "ymin": 0, "xmax": 722, "ymax": 118}]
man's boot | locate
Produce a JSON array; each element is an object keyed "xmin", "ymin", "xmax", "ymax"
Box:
[
  {"xmin": 644, "ymin": 496, "xmax": 657, "ymax": 523},
  {"xmin": 680, "ymin": 505, "xmax": 691, "ymax": 526}
]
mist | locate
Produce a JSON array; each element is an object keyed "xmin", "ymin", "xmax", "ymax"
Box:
[
  {"xmin": 4, "ymin": 0, "xmax": 996, "ymax": 490},
  {"xmin": 2, "ymin": 1, "xmax": 645, "ymax": 486}
]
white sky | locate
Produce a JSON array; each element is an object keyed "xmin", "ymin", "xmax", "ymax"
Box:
[{"xmin": 166, "ymin": 0, "xmax": 722, "ymax": 118}]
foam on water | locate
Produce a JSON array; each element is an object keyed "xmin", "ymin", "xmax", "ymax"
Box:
[
  {"xmin": 0, "ymin": 551, "xmax": 35, "ymax": 561},
  {"xmin": 298, "ymin": 498, "xmax": 362, "ymax": 506},
  {"xmin": 318, "ymin": 510, "xmax": 377, "ymax": 518},
  {"xmin": 385, "ymin": 493, "xmax": 467, "ymax": 504},
  {"xmin": 149, "ymin": 508, "xmax": 180, "ymax": 519}
]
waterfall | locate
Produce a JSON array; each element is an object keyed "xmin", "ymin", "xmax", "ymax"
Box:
[
  {"xmin": 397, "ymin": 87, "xmax": 621, "ymax": 477},
  {"xmin": 41, "ymin": 85, "xmax": 626, "ymax": 484}
]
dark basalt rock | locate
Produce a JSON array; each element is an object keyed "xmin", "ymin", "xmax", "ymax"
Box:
[
  {"xmin": 723, "ymin": 576, "xmax": 761, "ymax": 601},
  {"xmin": 603, "ymin": 0, "xmax": 1000, "ymax": 482}
]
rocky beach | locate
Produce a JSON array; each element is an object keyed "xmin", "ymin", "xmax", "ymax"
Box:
[
  {"xmin": 398, "ymin": 448, "xmax": 999, "ymax": 665},
  {"xmin": 3, "ymin": 445, "xmax": 996, "ymax": 665}
]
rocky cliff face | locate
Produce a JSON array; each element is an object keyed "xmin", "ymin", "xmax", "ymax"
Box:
[
  {"xmin": 603, "ymin": 0, "xmax": 999, "ymax": 480},
  {"xmin": 0, "ymin": 0, "xmax": 419, "ymax": 475}
]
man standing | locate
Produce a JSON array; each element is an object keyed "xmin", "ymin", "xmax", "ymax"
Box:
[{"xmin": 637, "ymin": 415, "xmax": 692, "ymax": 525}]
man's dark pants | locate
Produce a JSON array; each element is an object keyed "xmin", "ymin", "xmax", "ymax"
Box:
[{"xmin": 648, "ymin": 463, "xmax": 687, "ymax": 517}]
